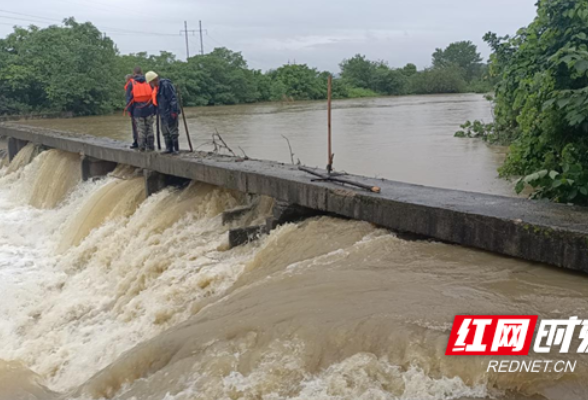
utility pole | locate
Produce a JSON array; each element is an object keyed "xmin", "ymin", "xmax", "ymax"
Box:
[
  {"xmin": 327, "ymin": 75, "xmax": 333, "ymax": 174},
  {"xmin": 199, "ymin": 20, "xmax": 204, "ymax": 55},
  {"xmin": 184, "ymin": 21, "xmax": 189, "ymax": 59},
  {"xmin": 180, "ymin": 21, "xmax": 197, "ymax": 60}
]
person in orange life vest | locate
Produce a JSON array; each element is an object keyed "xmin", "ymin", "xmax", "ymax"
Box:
[
  {"xmin": 124, "ymin": 74, "xmax": 139, "ymax": 149},
  {"xmin": 126, "ymin": 70, "xmax": 156, "ymax": 151},
  {"xmin": 146, "ymin": 71, "xmax": 180, "ymax": 155},
  {"xmin": 126, "ymin": 66, "xmax": 143, "ymax": 133}
]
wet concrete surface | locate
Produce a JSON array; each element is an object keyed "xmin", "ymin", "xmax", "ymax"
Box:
[{"xmin": 1, "ymin": 122, "xmax": 588, "ymax": 271}]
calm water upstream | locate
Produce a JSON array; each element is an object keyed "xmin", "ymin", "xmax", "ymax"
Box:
[{"xmin": 24, "ymin": 93, "xmax": 512, "ymax": 196}]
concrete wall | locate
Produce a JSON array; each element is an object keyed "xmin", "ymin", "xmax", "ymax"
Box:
[{"xmin": 2, "ymin": 123, "xmax": 588, "ymax": 272}]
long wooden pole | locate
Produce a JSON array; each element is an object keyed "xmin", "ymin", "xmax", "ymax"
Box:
[
  {"xmin": 176, "ymin": 87, "xmax": 194, "ymax": 152},
  {"xmin": 156, "ymin": 108, "xmax": 161, "ymax": 150},
  {"xmin": 327, "ymin": 75, "xmax": 333, "ymax": 174}
]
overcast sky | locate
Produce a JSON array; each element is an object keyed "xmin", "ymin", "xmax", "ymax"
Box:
[{"xmin": 0, "ymin": 0, "xmax": 538, "ymax": 71}]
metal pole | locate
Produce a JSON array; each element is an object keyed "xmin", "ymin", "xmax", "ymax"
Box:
[
  {"xmin": 177, "ymin": 87, "xmax": 194, "ymax": 152},
  {"xmin": 156, "ymin": 108, "xmax": 161, "ymax": 150},
  {"xmin": 184, "ymin": 21, "xmax": 190, "ymax": 59},
  {"xmin": 327, "ymin": 75, "xmax": 333, "ymax": 174},
  {"xmin": 199, "ymin": 20, "xmax": 204, "ymax": 55}
]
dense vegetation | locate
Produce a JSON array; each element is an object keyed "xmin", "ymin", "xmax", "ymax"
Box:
[
  {"xmin": 0, "ymin": 18, "xmax": 491, "ymax": 116},
  {"xmin": 461, "ymin": 0, "xmax": 588, "ymax": 205},
  {"xmin": 0, "ymin": 18, "xmax": 119, "ymax": 115}
]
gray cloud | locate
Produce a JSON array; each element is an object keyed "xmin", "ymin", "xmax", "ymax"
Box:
[{"xmin": 0, "ymin": 0, "xmax": 537, "ymax": 71}]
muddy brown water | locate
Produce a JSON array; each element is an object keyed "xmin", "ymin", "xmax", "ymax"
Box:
[
  {"xmin": 2, "ymin": 95, "xmax": 587, "ymax": 400},
  {"xmin": 23, "ymin": 94, "xmax": 512, "ymax": 196}
]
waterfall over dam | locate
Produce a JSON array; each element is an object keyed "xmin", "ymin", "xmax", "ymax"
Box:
[
  {"xmin": 1, "ymin": 123, "xmax": 588, "ymax": 271},
  {"xmin": 1, "ymin": 127, "xmax": 588, "ymax": 399}
]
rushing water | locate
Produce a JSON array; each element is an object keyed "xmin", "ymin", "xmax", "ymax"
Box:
[
  {"xmin": 2, "ymin": 96, "xmax": 587, "ymax": 400},
  {"xmin": 1, "ymin": 144, "xmax": 588, "ymax": 400},
  {"xmin": 23, "ymin": 94, "xmax": 512, "ymax": 196}
]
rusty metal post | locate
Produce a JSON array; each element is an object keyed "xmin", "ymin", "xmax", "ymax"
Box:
[
  {"xmin": 156, "ymin": 108, "xmax": 161, "ymax": 150},
  {"xmin": 327, "ymin": 75, "xmax": 333, "ymax": 174},
  {"xmin": 177, "ymin": 87, "xmax": 194, "ymax": 152}
]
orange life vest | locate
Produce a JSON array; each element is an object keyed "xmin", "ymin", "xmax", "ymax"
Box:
[
  {"xmin": 152, "ymin": 86, "xmax": 159, "ymax": 107},
  {"xmin": 131, "ymin": 79, "xmax": 153, "ymax": 104}
]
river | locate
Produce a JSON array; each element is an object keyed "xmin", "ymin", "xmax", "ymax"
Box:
[
  {"xmin": 1, "ymin": 95, "xmax": 587, "ymax": 400},
  {"xmin": 23, "ymin": 94, "xmax": 512, "ymax": 196}
]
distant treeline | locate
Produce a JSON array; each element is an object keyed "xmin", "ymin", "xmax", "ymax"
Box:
[{"xmin": 0, "ymin": 18, "xmax": 494, "ymax": 116}]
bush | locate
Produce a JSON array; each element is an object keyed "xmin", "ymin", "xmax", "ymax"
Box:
[
  {"xmin": 483, "ymin": 0, "xmax": 588, "ymax": 205},
  {"xmin": 409, "ymin": 67, "xmax": 467, "ymax": 94}
]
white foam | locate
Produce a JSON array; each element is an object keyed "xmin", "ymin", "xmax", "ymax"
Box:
[{"xmin": 0, "ymin": 160, "xmax": 256, "ymax": 392}]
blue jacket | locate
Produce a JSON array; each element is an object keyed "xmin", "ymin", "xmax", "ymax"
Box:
[
  {"xmin": 126, "ymin": 75, "xmax": 156, "ymax": 118},
  {"xmin": 156, "ymin": 78, "xmax": 180, "ymax": 124}
]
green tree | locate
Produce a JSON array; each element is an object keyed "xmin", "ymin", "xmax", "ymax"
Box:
[
  {"xmin": 267, "ymin": 64, "xmax": 327, "ymax": 100},
  {"xmin": 402, "ymin": 63, "xmax": 418, "ymax": 76},
  {"xmin": 253, "ymin": 70, "xmax": 272, "ymax": 102},
  {"xmin": 339, "ymin": 56, "xmax": 409, "ymax": 95},
  {"xmin": 0, "ymin": 19, "xmax": 119, "ymax": 115},
  {"xmin": 0, "ymin": 27, "xmax": 39, "ymax": 114},
  {"xmin": 372, "ymin": 63, "xmax": 408, "ymax": 95},
  {"xmin": 182, "ymin": 48, "xmax": 260, "ymax": 105},
  {"xmin": 339, "ymin": 54, "xmax": 375, "ymax": 89},
  {"xmin": 432, "ymin": 41, "xmax": 483, "ymax": 82},
  {"xmin": 482, "ymin": 0, "xmax": 588, "ymax": 204}
]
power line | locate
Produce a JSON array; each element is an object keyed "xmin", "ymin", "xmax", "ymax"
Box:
[
  {"xmin": 0, "ymin": 8, "xmax": 179, "ymax": 37},
  {"xmin": 101, "ymin": 31, "xmax": 174, "ymax": 37},
  {"xmin": 66, "ymin": 0, "xmax": 154, "ymax": 19},
  {"xmin": 98, "ymin": 26, "xmax": 179, "ymax": 37},
  {"xmin": 0, "ymin": 9, "xmax": 62, "ymax": 23},
  {"xmin": 0, "ymin": 15, "xmax": 55, "ymax": 25},
  {"xmin": 0, "ymin": 15, "xmax": 179, "ymax": 37},
  {"xmin": 206, "ymin": 32, "xmax": 225, "ymax": 48},
  {"xmin": 55, "ymin": 0, "xmax": 139, "ymax": 18},
  {"xmin": 205, "ymin": 31, "xmax": 266, "ymax": 69}
]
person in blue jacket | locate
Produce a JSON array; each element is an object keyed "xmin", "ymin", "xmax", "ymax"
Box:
[{"xmin": 145, "ymin": 71, "xmax": 180, "ymax": 154}]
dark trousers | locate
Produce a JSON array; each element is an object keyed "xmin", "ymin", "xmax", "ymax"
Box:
[
  {"xmin": 131, "ymin": 117, "xmax": 138, "ymax": 144},
  {"xmin": 161, "ymin": 117, "xmax": 179, "ymax": 140},
  {"xmin": 135, "ymin": 116, "xmax": 155, "ymax": 150}
]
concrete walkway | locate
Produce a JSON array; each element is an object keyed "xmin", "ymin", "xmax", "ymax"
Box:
[{"xmin": 2, "ymin": 122, "xmax": 588, "ymax": 272}]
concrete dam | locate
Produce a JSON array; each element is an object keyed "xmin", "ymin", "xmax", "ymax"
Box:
[
  {"xmin": 4, "ymin": 122, "xmax": 588, "ymax": 400},
  {"xmin": 1, "ymin": 122, "xmax": 587, "ymax": 272}
]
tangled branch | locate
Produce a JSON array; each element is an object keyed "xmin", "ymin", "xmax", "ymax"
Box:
[
  {"xmin": 197, "ymin": 129, "xmax": 249, "ymax": 160},
  {"xmin": 213, "ymin": 129, "xmax": 237, "ymax": 157},
  {"xmin": 281, "ymin": 135, "xmax": 300, "ymax": 165}
]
